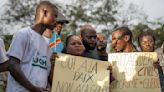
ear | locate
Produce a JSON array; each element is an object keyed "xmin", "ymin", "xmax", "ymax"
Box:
[
  {"xmin": 39, "ymin": 9, "xmax": 47, "ymax": 21},
  {"xmin": 123, "ymin": 35, "xmax": 130, "ymax": 42},
  {"xmin": 44, "ymin": 10, "xmax": 47, "ymax": 17},
  {"xmin": 41, "ymin": 9, "xmax": 48, "ymax": 17}
]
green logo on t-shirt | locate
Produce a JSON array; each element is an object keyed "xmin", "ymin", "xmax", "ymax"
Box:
[{"xmin": 32, "ymin": 56, "xmax": 47, "ymax": 70}]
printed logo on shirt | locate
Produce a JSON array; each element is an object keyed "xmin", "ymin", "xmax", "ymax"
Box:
[{"xmin": 32, "ymin": 55, "xmax": 47, "ymax": 70}]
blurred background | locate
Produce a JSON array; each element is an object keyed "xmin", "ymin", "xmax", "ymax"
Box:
[{"xmin": 0, "ymin": 0, "xmax": 163, "ymax": 51}]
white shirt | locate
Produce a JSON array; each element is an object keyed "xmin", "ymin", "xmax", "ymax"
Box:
[
  {"xmin": 0, "ymin": 38, "xmax": 8, "ymax": 63},
  {"xmin": 43, "ymin": 36, "xmax": 50, "ymax": 44},
  {"xmin": 6, "ymin": 27, "xmax": 52, "ymax": 92}
]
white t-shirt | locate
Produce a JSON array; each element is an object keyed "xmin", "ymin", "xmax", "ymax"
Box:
[
  {"xmin": 0, "ymin": 38, "xmax": 8, "ymax": 63},
  {"xmin": 6, "ymin": 27, "xmax": 52, "ymax": 92},
  {"xmin": 43, "ymin": 36, "xmax": 50, "ymax": 45}
]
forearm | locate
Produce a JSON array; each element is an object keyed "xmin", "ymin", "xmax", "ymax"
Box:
[
  {"xmin": 8, "ymin": 57, "xmax": 35, "ymax": 91},
  {"xmin": 0, "ymin": 61, "xmax": 9, "ymax": 72}
]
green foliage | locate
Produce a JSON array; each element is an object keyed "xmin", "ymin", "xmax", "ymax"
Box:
[
  {"xmin": 0, "ymin": 0, "xmax": 163, "ymax": 51},
  {"xmin": 132, "ymin": 23, "xmax": 164, "ymax": 48},
  {"xmin": 153, "ymin": 24, "xmax": 164, "ymax": 47},
  {"xmin": 2, "ymin": 0, "xmax": 38, "ymax": 25},
  {"xmin": 2, "ymin": 35, "xmax": 13, "ymax": 50},
  {"xmin": 61, "ymin": 0, "xmax": 118, "ymax": 36}
]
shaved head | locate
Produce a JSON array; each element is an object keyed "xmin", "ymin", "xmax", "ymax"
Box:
[
  {"xmin": 80, "ymin": 24, "xmax": 97, "ymax": 50},
  {"xmin": 35, "ymin": 1, "xmax": 58, "ymax": 21},
  {"xmin": 80, "ymin": 24, "xmax": 96, "ymax": 37}
]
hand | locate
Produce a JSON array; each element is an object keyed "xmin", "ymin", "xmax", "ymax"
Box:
[
  {"xmin": 50, "ymin": 52, "xmax": 59, "ymax": 63},
  {"xmin": 107, "ymin": 65, "xmax": 112, "ymax": 71},
  {"xmin": 153, "ymin": 61, "xmax": 160, "ymax": 69},
  {"xmin": 30, "ymin": 86, "xmax": 50, "ymax": 92},
  {"xmin": 46, "ymin": 83, "xmax": 51, "ymax": 92}
]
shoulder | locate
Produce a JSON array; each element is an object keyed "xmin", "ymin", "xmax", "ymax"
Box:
[
  {"xmin": 15, "ymin": 27, "xmax": 31, "ymax": 35},
  {"xmin": 13, "ymin": 27, "xmax": 31, "ymax": 39}
]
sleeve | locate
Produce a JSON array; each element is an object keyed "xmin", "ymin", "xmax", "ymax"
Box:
[
  {"xmin": 7, "ymin": 30, "xmax": 28, "ymax": 62},
  {"xmin": 0, "ymin": 39, "xmax": 8, "ymax": 63}
]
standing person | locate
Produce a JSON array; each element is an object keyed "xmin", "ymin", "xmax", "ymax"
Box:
[
  {"xmin": 54, "ymin": 11, "xmax": 69, "ymax": 35},
  {"xmin": 0, "ymin": 38, "xmax": 8, "ymax": 92},
  {"xmin": 80, "ymin": 24, "xmax": 100, "ymax": 60},
  {"xmin": 4, "ymin": 1, "xmax": 58, "ymax": 92},
  {"xmin": 63, "ymin": 35, "xmax": 85, "ymax": 56},
  {"xmin": 112, "ymin": 26, "xmax": 136, "ymax": 52},
  {"xmin": 110, "ymin": 26, "xmax": 137, "ymax": 83},
  {"xmin": 138, "ymin": 31, "xmax": 155, "ymax": 52},
  {"xmin": 138, "ymin": 32, "xmax": 164, "ymax": 92},
  {"xmin": 96, "ymin": 33, "xmax": 108, "ymax": 61}
]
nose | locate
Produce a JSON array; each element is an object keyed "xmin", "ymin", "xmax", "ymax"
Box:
[
  {"xmin": 75, "ymin": 44, "xmax": 79, "ymax": 47},
  {"xmin": 90, "ymin": 37, "xmax": 96, "ymax": 43},
  {"xmin": 145, "ymin": 42, "xmax": 151, "ymax": 47},
  {"xmin": 99, "ymin": 39, "xmax": 103, "ymax": 42},
  {"xmin": 74, "ymin": 43, "xmax": 81, "ymax": 47}
]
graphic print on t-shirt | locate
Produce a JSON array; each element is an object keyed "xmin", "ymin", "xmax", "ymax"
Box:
[{"xmin": 32, "ymin": 52, "xmax": 47, "ymax": 70}]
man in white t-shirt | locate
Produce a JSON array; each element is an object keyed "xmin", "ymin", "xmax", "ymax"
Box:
[{"xmin": 0, "ymin": 1, "xmax": 58, "ymax": 92}]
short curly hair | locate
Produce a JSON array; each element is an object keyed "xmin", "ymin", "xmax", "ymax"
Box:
[
  {"xmin": 112, "ymin": 26, "xmax": 132, "ymax": 42},
  {"xmin": 138, "ymin": 31, "xmax": 155, "ymax": 46}
]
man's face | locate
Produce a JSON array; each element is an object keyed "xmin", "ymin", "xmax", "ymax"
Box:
[
  {"xmin": 44, "ymin": 8, "xmax": 58, "ymax": 30},
  {"xmin": 112, "ymin": 30, "xmax": 127, "ymax": 52},
  {"xmin": 140, "ymin": 35, "xmax": 155, "ymax": 52},
  {"xmin": 97, "ymin": 34, "xmax": 107, "ymax": 51},
  {"xmin": 54, "ymin": 22, "xmax": 63, "ymax": 35},
  {"xmin": 82, "ymin": 30, "xmax": 97, "ymax": 50}
]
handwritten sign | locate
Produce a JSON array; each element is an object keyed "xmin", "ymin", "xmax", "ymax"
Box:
[
  {"xmin": 51, "ymin": 53, "xmax": 110, "ymax": 92},
  {"xmin": 108, "ymin": 52, "xmax": 161, "ymax": 92}
]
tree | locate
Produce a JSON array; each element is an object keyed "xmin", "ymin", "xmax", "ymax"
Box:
[
  {"xmin": 132, "ymin": 22, "xmax": 164, "ymax": 49},
  {"xmin": 153, "ymin": 23, "xmax": 164, "ymax": 47},
  {"xmin": 1, "ymin": 0, "xmax": 163, "ymax": 50},
  {"xmin": 56, "ymin": 0, "xmax": 120, "ymax": 43},
  {"xmin": 2, "ymin": 35, "xmax": 13, "ymax": 50},
  {"xmin": 0, "ymin": 0, "xmax": 40, "ymax": 31}
]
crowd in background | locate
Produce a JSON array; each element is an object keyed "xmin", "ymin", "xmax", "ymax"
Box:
[{"xmin": 0, "ymin": 1, "xmax": 164, "ymax": 92}]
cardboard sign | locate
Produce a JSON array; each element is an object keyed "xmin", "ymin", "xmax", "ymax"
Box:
[
  {"xmin": 108, "ymin": 52, "xmax": 161, "ymax": 92},
  {"xmin": 51, "ymin": 53, "xmax": 110, "ymax": 92}
]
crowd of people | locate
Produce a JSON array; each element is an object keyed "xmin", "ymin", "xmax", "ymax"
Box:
[{"xmin": 0, "ymin": 1, "xmax": 164, "ymax": 92}]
